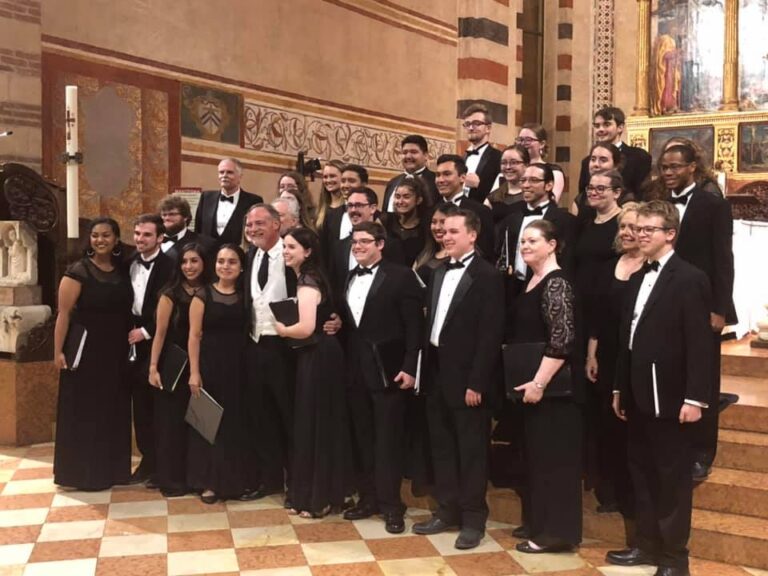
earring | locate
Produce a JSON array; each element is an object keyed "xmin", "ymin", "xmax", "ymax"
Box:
[
  {"xmin": 112, "ymin": 243, "xmax": 122, "ymax": 257},
  {"xmin": 86, "ymin": 248, "xmax": 95, "ymax": 256}
]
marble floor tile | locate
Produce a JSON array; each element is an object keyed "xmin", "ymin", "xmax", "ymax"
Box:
[
  {"xmin": 235, "ymin": 545, "xmax": 307, "ymax": 571},
  {"xmin": 166, "ymin": 497, "xmax": 226, "ymax": 515},
  {"xmin": 0, "ymin": 508, "xmax": 48, "ymax": 528},
  {"xmin": 46, "ymin": 504, "xmax": 108, "ymax": 523},
  {"xmin": 378, "ymin": 556, "xmax": 458, "ymax": 576},
  {"xmin": 27, "ymin": 539, "xmax": 101, "ymax": 563},
  {"xmin": 231, "ymin": 525, "xmax": 299, "ymax": 548},
  {"xmin": 15, "ymin": 456, "xmax": 53, "ymax": 470},
  {"xmin": 11, "ymin": 469, "xmax": 53, "ymax": 482},
  {"xmin": 0, "ymin": 526, "xmax": 41, "ymax": 546},
  {"xmin": 98, "ymin": 533, "xmax": 167, "ymax": 557},
  {"xmin": 509, "ymin": 549, "xmax": 587, "ymax": 573},
  {"xmin": 0, "ymin": 495, "xmax": 53, "ymax": 511},
  {"xmin": 0, "ymin": 471, "xmax": 14, "ymax": 483},
  {"xmin": 167, "ymin": 529, "xmax": 234, "ymax": 552},
  {"xmin": 745, "ymin": 569, "xmax": 768, "ymax": 576},
  {"xmin": 596, "ymin": 567, "xmax": 657, "ymax": 575},
  {"xmin": 0, "ymin": 544, "xmax": 33, "ymax": 566},
  {"xmin": 107, "ymin": 500, "xmax": 167, "ymax": 519},
  {"xmin": 310, "ymin": 562, "xmax": 385, "ymax": 575},
  {"xmin": 228, "ymin": 508, "xmax": 290, "ymax": 528},
  {"xmin": 0, "ymin": 566, "xmax": 24, "ymax": 576},
  {"xmin": 1, "ymin": 480, "xmax": 56, "ymax": 496},
  {"xmin": 166, "ymin": 548, "xmax": 239, "ymax": 576},
  {"xmin": 444, "ymin": 550, "xmax": 526, "ymax": 576},
  {"xmin": 37, "ymin": 520, "xmax": 105, "ymax": 542},
  {"xmin": 426, "ymin": 531, "xmax": 503, "ymax": 556},
  {"xmin": 109, "ymin": 489, "xmax": 164, "ymax": 503},
  {"xmin": 365, "ymin": 536, "xmax": 440, "ymax": 561},
  {"xmin": 94, "ymin": 554, "xmax": 166, "ymax": 576},
  {"xmin": 103, "ymin": 516, "xmax": 168, "ymax": 537},
  {"xmin": 352, "ymin": 517, "xmax": 418, "ymax": 540},
  {"xmin": 167, "ymin": 512, "xmax": 229, "ymax": 533},
  {"xmin": 239, "ymin": 568, "xmax": 312, "ymax": 576},
  {"xmin": 22, "ymin": 558, "xmax": 97, "ymax": 576},
  {"xmin": 301, "ymin": 540, "xmax": 374, "ymax": 565},
  {"xmin": 287, "ymin": 513, "xmax": 346, "ymax": 526},
  {"xmin": 226, "ymin": 495, "xmax": 285, "ymax": 512},
  {"xmin": 293, "ymin": 521, "xmax": 361, "ymax": 543},
  {"xmin": 50, "ymin": 491, "xmax": 111, "ymax": 508}
]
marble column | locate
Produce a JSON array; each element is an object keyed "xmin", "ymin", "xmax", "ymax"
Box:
[
  {"xmin": 721, "ymin": 0, "xmax": 739, "ymax": 111},
  {"xmin": 633, "ymin": 0, "xmax": 651, "ymax": 116}
]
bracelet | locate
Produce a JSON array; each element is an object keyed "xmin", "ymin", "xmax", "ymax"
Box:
[{"xmin": 533, "ymin": 380, "xmax": 545, "ymax": 390}]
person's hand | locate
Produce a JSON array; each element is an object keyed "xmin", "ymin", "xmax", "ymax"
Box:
[
  {"xmin": 612, "ymin": 393, "xmax": 627, "ymax": 421},
  {"xmin": 274, "ymin": 321, "xmax": 287, "ymax": 337},
  {"xmin": 128, "ymin": 328, "xmax": 146, "ymax": 345},
  {"xmin": 54, "ymin": 352, "xmax": 68, "ymax": 371},
  {"xmin": 710, "ymin": 313, "xmax": 726, "ymax": 334},
  {"xmin": 323, "ymin": 313, "xmax": 342, "ymax": 335},
  {"xmin": 514, "ymin": 381, "xmax": 544, "ymax": 404},
  {"xmin": 148, "ymin": 366, "xmax": 162, "ymax": 389},
  {"xmin": 679, "ymin": 403, "xmax": 702, "ymax": 424},
  {"xmin": 585, "ymin": 356, "xmax": 598, "ymax": 383},
  {"xmin": 465, "ymin": 388, "xmax": 482, "ymax": 407},
  {"xmin": 394, "ymin": 371, "xmax": 415, "ymax": 390},
  {"xmin": 464, "ymin": 173, "xmax": 480, "ymax": 188},
  {"xmin": 189, "ymin": 373, "xmax": 203, "ymax": 398}
]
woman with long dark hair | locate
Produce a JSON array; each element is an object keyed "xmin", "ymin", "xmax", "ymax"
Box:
[
  {"xmin": 382, "ymin": 177, "xmax": 430, "ymax": 267},
  {"xmin": 275, "ymin": 227, "xmax": 346, "ymax": 518},
  {"xmin": 569, "ymin": 142, "xmax": 624, "ymax": 220},
  {"xmin": 148, "ymin": 243, "xmax": 209, "ymax": 497},
  {"xmin": 414, "ymin": 203, "xmax": 453, "ymax": 285},
  {"xmin": 53, "ymin": 217, "xmax": 133, "ymax": 490},
  {"xmin": 485, "ymin": 144, "xmax": 529, "ymax": 223},
  {"xmin": 516, "ymin": 124, "xmax": 565, "ymax": 202}
]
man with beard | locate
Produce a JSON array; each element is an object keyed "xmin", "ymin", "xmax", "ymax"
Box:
[
  {"xmin": 158, "ymin": 195, "xmax": 214, "ymax": 261},
  {"xmin": 461, "ymin": 103, "xmax": 502, "ymax": 203}
]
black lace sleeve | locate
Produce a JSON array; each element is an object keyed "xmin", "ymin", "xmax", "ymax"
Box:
[
  {"xmin": 63, "ymin": 259, "xmax": 89, "ymax": 283},
  {"xmin": 541, "ymin": 275, "xmax": 575, "ymax": 359}
]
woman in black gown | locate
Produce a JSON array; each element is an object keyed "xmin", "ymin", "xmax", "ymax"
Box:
[
  {"xmin": 53, "ymin": 217, "xmax": 132, "ymax": 491},
  {"xmin": 275, "ymin": 227, "xmax": 346, "ymax": 518},
  {"xmin": 187, "ymin": 244, "xmax": 250, "ymax": 503},
  {"xmin": 414, "ymin": 203, "xmax": 453, "ymax": 285},
  {"xmin": 383, "ymin": 177, "xmax": 429, "ymax": 267},
  {"xmin": 509, "ymin": 219, "xmax": 581, "ymax": 554},
  {"xmin": 148, "ymin": 243, "xmax": 208, "ymax": 497}
]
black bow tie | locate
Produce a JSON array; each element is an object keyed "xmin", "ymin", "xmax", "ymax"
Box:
[
  {"xmin": 219, "ymin": 194, "xmax": 235, "ymax": 203},
  {"xmin": 164, "ymin": 234, "xmax": 178, "ymax": 244},
  {"xmin": 352, "ymin": 265, "xmax": 377, "ymax": 277},
  {"xmin": 643, "ymin": 260, "xmax": 660, "ymax": 274},
  {"xmin": 523, "ymin": 203, "xmax": 548, "ymax": 217},
  {"xmin": 135, "ymin": 255, "xmax": 157, "ymax": 270},
  {"xmin": 670, "ymin": 193, "xmax": 690, "ymax": 206},
  {"xmin": 465, "ymin": 149, "xmax": 480, "ymax": 157},
  {"xmin": 446, "ymin": 260, "xmax": 465, "ymax": 270}
]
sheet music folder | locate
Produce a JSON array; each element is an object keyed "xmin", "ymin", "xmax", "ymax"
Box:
[{"xmin": 185, "ymin": 388, "xmax": 223, "ymax": 445}]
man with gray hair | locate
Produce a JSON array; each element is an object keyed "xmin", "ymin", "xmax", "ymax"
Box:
[{"xmin": 272, "ymin": 196, "xmax": 301, "ymax": 235}]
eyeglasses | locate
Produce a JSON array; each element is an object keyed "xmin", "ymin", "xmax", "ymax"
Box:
[
  {"xmin": 346, "ymin": 202, "xmax": 372, "ymax": 210},
  {"xmin": 501, "ymin": 160, "xmax": 525, "ymax": 167},
  {"xmin": 350, "ymin": 238, "xmax": 376, "ymax": 246},
  {"xmin": 659, "ymin": 163, "xmax": 692, "ymax": 172},
  {"xmin": 586, "ymin": 185, "xmax": 616, "ymax": 194},
  {"xmin": 516, "ymin": 137, "xmax": 540, "ymax": 144},
  {"xmin": 636, "ymin": 225, "xmax": 669, "ymax": 236},
  {"xmin": 462, "ymin": 120, "xmax": 490, "ymax": 129},
  {"xmin": 519, "ymin": 177, "xmax": 545, "ymax": 184}
]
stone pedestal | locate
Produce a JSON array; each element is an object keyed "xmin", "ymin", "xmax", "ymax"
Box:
[
  {"xmin": 0, "ymin": 358, "xmax": 58, "ymax": 446},
  {"xmin": 0, "ymin": 285, "xmax": 42, "ymax": 306}
]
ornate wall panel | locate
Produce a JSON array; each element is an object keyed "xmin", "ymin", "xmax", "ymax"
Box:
[{"xmin": 592, "ymin": 0, "xmax": 615, "ymax": 112}]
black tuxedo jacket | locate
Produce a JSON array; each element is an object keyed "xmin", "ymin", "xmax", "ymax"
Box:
[
  {"xmin": 494, "ymin": 203, "xmax": 577, "ymax": 273},
  {"xmin": 164, "ymin": 229, "xmax": 216, "ymax": 263},
  {"xmin": 423, "ymin": 256, "xmax": 504, "ymax": 408},
  {"xmin": 194, "ymin": 189, "xmax": 263, "ymax": 247},
  {"xmin": 465, "ymin": 145, "xmax": 502, "ymax": 203},
  {"xmin": 616, "ymin": 253, "xmax": 712, "ymax": 419},
  {"xmin": 127, "ymin": 250, "xmax": 174, "ymax": 339},
  {"xmin": 342, "ymin": 260, "xmax": 424, "ymax": 391},
  {"xmin": 382, "ymin": 169, "xmax": 439, "ymax": 212},
  {"xmin": 673, "ymin": 185, "xmax": 736, "ymax": 323},
  {"xmin": 329, "ymin": 232, "xmax": 405, "ymax": 301},
  {"xmin": 578, "ymin": 143, "xmax": 652, "ymax": 200},
  {"xmin": 437, "ymin": 197, "xmax": 494, "ymax": 262}
]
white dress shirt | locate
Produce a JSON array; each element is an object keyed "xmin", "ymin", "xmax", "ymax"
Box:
[
  {"xmin": 216, "ymin": 189, "xmax": 240, "ymax": 236},
  {"xmin": 250, "ymin": 238, "xmax": 288, "ymax": 342},
  {"xmin": 161, "ymin": 227, "xmax": 188, "ymax": 253},
  {"xmin": 130, "ymin": 248, "xmax": 161, "ymax": 340},
  {"xmin": 430, "ymin": 252, "xmax": 474, "ymax": 346},
  {"xmin": 671, "ymin": 182, "xmax": 696, "ymax": 223},
  {"xmin": 513, "ymin": 202, "xmax": 550, "ymax": 279},
  {"xmin": 346, "ymin": 262, "xmax": 380, "ymax": 327},
  {"xmin": 465, "ymin": 142, "xmax": 489, "ymax": 176},
  {"xmin": 386, "ymin": 167, "xmax": 427, "ymax": 212},
  {"xmin": 339, "ymin": 211, "xmax": 352, "ymax": 240}
]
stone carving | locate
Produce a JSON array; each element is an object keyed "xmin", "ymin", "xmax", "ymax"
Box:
[
  {"xmin": 716, "ymin": 127, "xmax": 736, "ymax": 173},
  {"xmin": 0, "ymin": 221, "xmax": 37, "ymax": 286},
  {"xmin": 0, "ymin": 305, "xmax": 51, "ymax": 354},
  {"xmin": 3, "ymin": 170, "xmax": 59, "ymax": 233},
  {"xmin": 243, "ymin": 101, "xmax": 454, "ymax": 170}
]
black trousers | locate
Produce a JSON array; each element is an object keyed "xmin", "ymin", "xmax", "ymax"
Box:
[
  {"xmin": 127, "ymin": 339, "xmax": 155, "ymax": 474},
  {"xmin": 628, "ymin": 412, "xmax": 694, "ymax": 570},
  {"xmin": 347, "ymin": 384, "xmax": 408, "ymax": 515},
  {"xmin": 692, "ymin": 332, "xmax": 721, "ymax": 466},
  {"xmin": 245, "ymin": 337, "xmax": 294, "ymax": 492},
  {"xmin": 426, "ymin": 392, "xmax": 491, "ymax": 532}
]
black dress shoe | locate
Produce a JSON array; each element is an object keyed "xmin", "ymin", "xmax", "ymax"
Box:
[
  {"xmin": 343, "ymin": 502, "xmax": 379, "ymax": 521},
  {"xmin": 692, "ymin": 462, "xmax": 711, "ymax": 482},
  {"xmin": 160, "ymin": 487, "xmax": 187, "ymax": 498},
  {"xmin": 512, "ymin": 525, "xmax": 530, "ymax": 539},
  {"xmin": 606, "ymin": 547, "xmax": 656, "ymax": 566},
  {"xmin": 455, "ymin": 528, "xmax": 484, "ymax": 550},
  {"xmin": 516, "ymin": 541, "xmax": 573, "ymax": 554},
  {"xmin": 127, "ymin": 468, "xmax": 150, "ymax": 485},
  {"xmin": 239, "ymin": 486, "xmax": 281, "ymax": 501},
  {"xmin": 145, "ymin": 476, "xmax": 160, "ymax": 490},
  {"xmin": 412, "ymin": 516, "xmax": 457, "ymax": 535},
  {"xmin": 385, "ymin": 514, "xmax": 405, "ymax": 534},
  {"xmin": 654, "ymin": 567, "xmax": 689, "ymax": 576}
]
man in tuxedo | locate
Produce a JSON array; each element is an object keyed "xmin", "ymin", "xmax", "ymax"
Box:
[
  {"xmin": 461, "ymin": 102, "xmax": 502, "ymax": 203},
  {"xmin": 577, "ymin": 107, "xmax": 652, "ymax": 200},
  {"xmin": 158, "ymin": 195, "xmax": 214, "ymax": 261},
  {"xmin": 322, "ymin": 164, "xmax": 369, "ymax": 260},
  {"xmin": 382, "ymin": 135, "xmax": 438, "ymax": 212},
  {"xmin": 340, "ymin": 221, "xmax": 424, "ymax": 533},
  {"xmin": 659, "ymin": 144, "xmax": 736, "ymax": 481},
  {"xmin": 496, "ymin": 162, "xmax": 576, "ymax": 300},
  {"xmin": 434, "ymin": 154, "xmax": 494, "ymax": 260},
  {"xmin": 242, "ymin": 204, "xmax": 297, "ymax": 502},
  {"xmin": 271, "ymin": 196, "xmax": 301, "ymax": 235},
  {"xmin": 127, "ymin": 214, "xmax": 174, "ymax": 485},
  {"xmin": 608, "ymin": 200, "xmax": 711, "ymax": 576},
  {"xmin": 412, "ymin": 209, "xmax": 504, "ymax": 550},
  {"xmin": 193, "ymin": 157, "xmax": 263, "ymax": 247}
]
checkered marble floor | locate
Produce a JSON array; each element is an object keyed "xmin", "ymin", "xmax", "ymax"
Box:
[{"xmin": 1, "ymin": 444, "xmax": 766, "ymax": 576}]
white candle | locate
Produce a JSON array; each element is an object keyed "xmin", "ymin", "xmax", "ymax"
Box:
[{"xmin": 65, "ymin": 85, "xmax": 79, "ymax": 239}]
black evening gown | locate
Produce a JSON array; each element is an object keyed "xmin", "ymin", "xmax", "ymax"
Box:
[
  {"xmin": 290, "ymin": 274, "xmax": 346, "ymax": 514},
  {"xmin": 54, "ymin": 258, "xmax": 133, "ymax": 490},
  {"xmin": 509, "ymin": 270, "xmax": 582, "ymax": 547},
  {"xmin": 153, "ymin": 287, "xmax": 196, "ymax": 492},
  {"xmin": 385, "ymin": 219, "xmax": 425, "ymax": 268},
  {"xmin": 186, "ymin": 285, "xmax": 249, "ymax": 497}
]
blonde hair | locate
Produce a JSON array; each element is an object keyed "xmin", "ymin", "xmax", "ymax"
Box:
[{"xmin": 613, "ymin": 201, "xmax": 640, "ymax": 253}]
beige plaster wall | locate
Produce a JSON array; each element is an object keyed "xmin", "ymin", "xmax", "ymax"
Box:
[{"xmin": 613, "ymin": 0, "xmax": 640, "ymax": 117}]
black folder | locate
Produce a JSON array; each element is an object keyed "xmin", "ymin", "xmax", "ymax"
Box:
[
  {"xmin": 502, "ymin": 342, "xmax": 572, "ymax": 399},
  {"xmin": 368, "ymin": 339, "xmax": 406, "ymax": 390},
  {"xmin": 185, "ymin": 388, "xmax": 223, "ymax": 445},
  {"xmin": 62, "ymin": 323, "xmax": 87, "ymax": 370},
  {"xmin": 268, "ymin": 298, "xmax": 316, "ymax": 348},
  {"xmin": 158, "ymin": 343, "xmax": 188, "ymax": 393}
]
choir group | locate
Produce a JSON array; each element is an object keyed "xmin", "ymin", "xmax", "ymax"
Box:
[{"xmin": 52, "ymin": 103, "xmax": 734, "ymax": 576}]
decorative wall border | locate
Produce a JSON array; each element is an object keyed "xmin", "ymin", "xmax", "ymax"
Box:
[{"xmin": 592, "ymin": 0, "xmax": 615, "ymax": 113}]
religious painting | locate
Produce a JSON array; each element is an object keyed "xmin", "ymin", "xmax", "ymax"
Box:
[
  {"xmin": 181, "ymin": 84, "xmax": 241, "ymax": 145},
  {"xmin": 739, "ymin": 0, "xmax": 768, "ymax": 110},
  {"xmin": 650, "ymin": 0, "xmax": 725, "ymax": 115},
  {"xmin": 649, "ymin": 125, "xmax": 715, "ymax": 166},
  {"xmin": 739, "ymin": 122, "xmax": 768, "ymax": 173}
]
